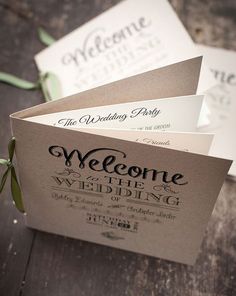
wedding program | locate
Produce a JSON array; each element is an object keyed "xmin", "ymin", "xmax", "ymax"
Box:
[{"xmin": 10, "ymin": 58, "xmax": 232, "ymax": 264}]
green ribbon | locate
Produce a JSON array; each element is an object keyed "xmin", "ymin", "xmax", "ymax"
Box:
[
  {"xmin": 0, "ymin": 137, "xmax": 25, "ymax": 213},
  {"xmin": 0, "ymin": 28, "xmax": 58, "ymax": 213},
  {"xmin": 0, "ymin": 72, "xmax": 40, "ymax": 90},
  {"xmin": 39, "ymin": 72, "xmax": 62, "ymax": 102},
  {"xmin": 0, "ymin": 28, "xmax": 61, "ymax": 101},
  {"xmin": 38, "ymin": 27, "xmax": 56, "ymax": 46},
  {"xmin": 0, "ymin": 71, "xmax": 62, "ymax": 102}
]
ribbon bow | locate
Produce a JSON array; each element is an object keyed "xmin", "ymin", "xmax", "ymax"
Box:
[
  {"xmin": 0, "ymin": 137, "xmax": 24, "ymax": 213},
  {"xmin": 0, "ymin": 71, "xmax": 62, "ymax": 102},
  {"xmin": 0, "ymin": 28, "xmax": 61, "ymax": 102}
]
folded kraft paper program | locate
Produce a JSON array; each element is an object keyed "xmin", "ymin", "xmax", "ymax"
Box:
[{"xmin": 10, "ymin": 57, "xmax": 232, "ymax": 265}]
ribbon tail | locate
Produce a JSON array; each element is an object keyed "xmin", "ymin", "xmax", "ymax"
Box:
[
  {"xmin": 0, "ymin": 168, "xmax": 10, "ymax": 193},
  {"xmin": 0, "ymin": 72, "xmax": 39, "ymax": 90},
  {"xmin": 38, "ymin": 27, "xmax": 56, "ymax": 46},
  {"xmin": 10, "ymin": 167, "xmax": 25, "ymax": 213}
]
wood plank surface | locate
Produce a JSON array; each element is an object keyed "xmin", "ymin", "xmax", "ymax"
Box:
[{"xmin": 0, "ymin": 0, "xmax": 235, "ymax": 295}]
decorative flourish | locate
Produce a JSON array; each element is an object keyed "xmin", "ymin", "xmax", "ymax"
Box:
[
  {"xmin": 101, "ymin": 231, "xmax": 124, "ymax": 240},
  {"xmin": 55, "ymin": 168, "xmax": 81, "ymax": 178},
  {"xmin": 153, "ymin": 183, "xmax": 179, "ymax": 194},
  {"xmin": 0, "ymin": 137, "xmax": 24, "ymax": 212}
]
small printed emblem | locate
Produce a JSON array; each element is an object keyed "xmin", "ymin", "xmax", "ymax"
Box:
[{"xmin": 101, "ymin": 231, "xmax": 124, "ymax": 240}]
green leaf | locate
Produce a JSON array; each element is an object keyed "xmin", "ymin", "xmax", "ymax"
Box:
[
  {"xmin": 8, "ymin": 137, "xmax": 16, "ymax": 162},
  {"xmin": 38, "ymin": 27, "xmax": 56, "ymax": 46},
  {"xmin": 11, "ymin": 167, "xmax": 24, "ymax": 212},
  {"xmin": 0, "ymin": 72, "xmax": 39, "ymax": 90},
  {"xmin": 40, "ymin": 72, "xmax": 62, "ymax": 101},
  {"xmin": 0, "ymin": 168, "xmax": 10, "ymax": 193}
]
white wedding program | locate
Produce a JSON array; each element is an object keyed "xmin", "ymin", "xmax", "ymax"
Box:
[
  {"xmin": 35, "ymin": 0, "xmax": 215, "ymax": 97},
  {"xmin": 197, "ymin": 45, "xmax": 236, "ymax": 177}
]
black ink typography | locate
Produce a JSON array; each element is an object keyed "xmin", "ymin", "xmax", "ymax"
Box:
[{"xmin": 48, "ymin": 146, "xmax": 188, "ymax": 186}]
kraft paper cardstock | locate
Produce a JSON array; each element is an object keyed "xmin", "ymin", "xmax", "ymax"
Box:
[
  {"xmin": 10, "ymin": 58, "xmax": 232, "ymax": 265},
  {"xmin": 35, "ymin": 0, "xmax": 215, "ymax": 97},
  {"xmin": 197, "ymin": 45, "xmax": 236, "ymax": 177}
]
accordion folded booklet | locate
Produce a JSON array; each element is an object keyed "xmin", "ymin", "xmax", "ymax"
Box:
[{"xmin": 10, "ymin": 57, "xmax": 232, "ymax": 265}]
